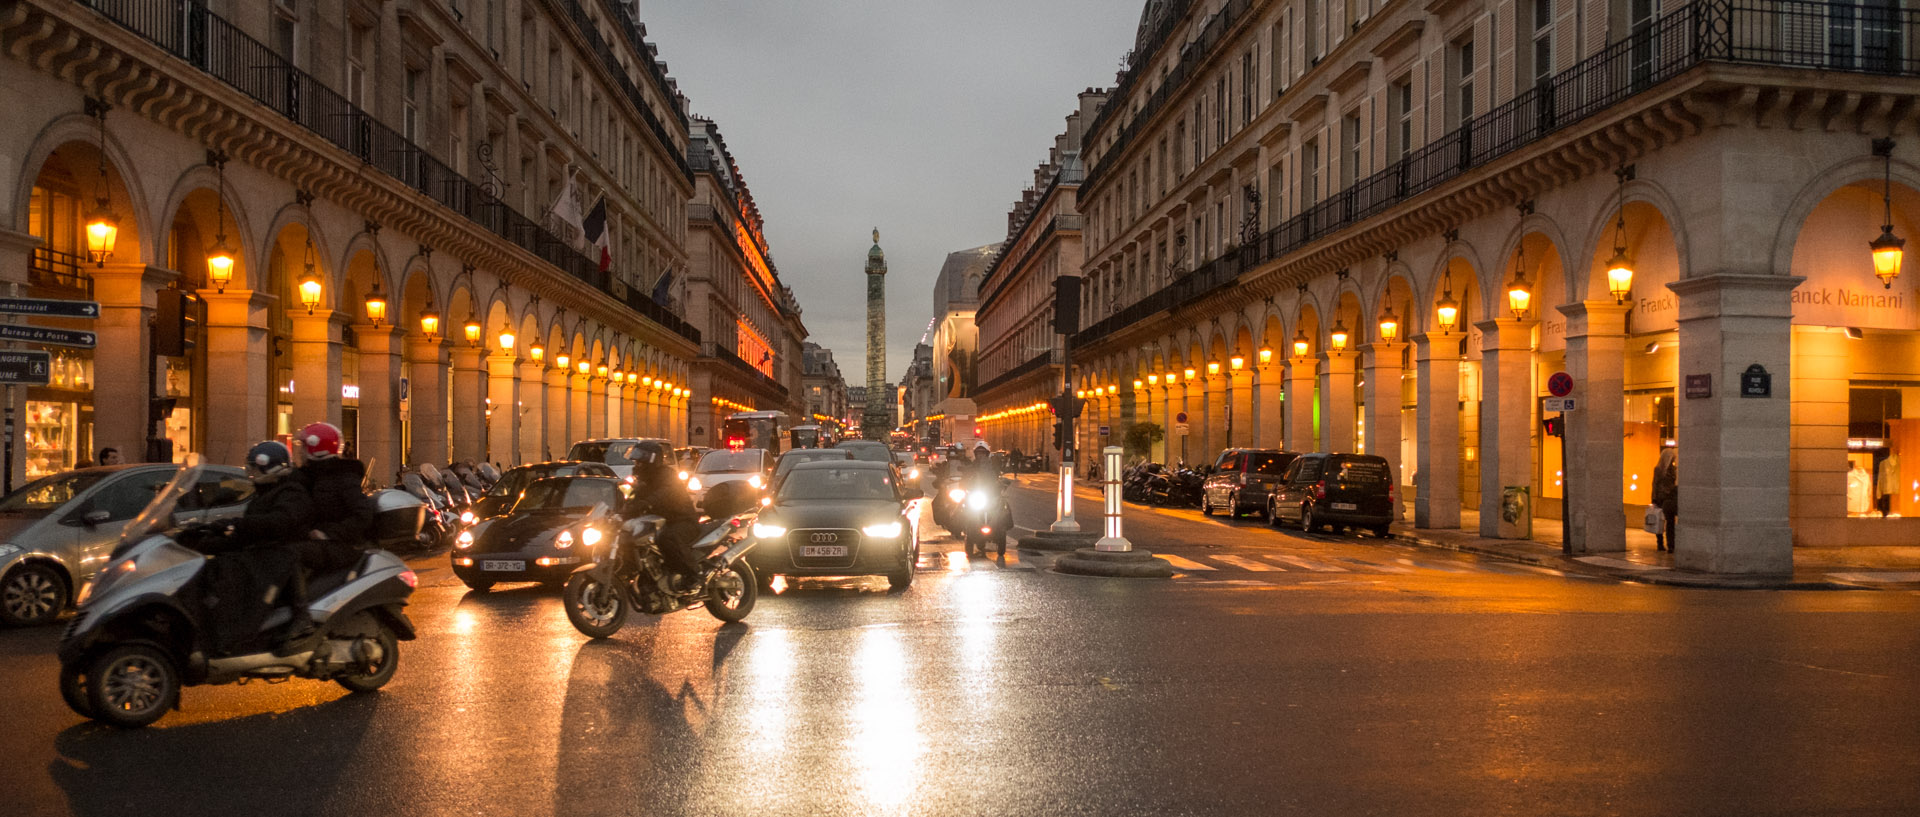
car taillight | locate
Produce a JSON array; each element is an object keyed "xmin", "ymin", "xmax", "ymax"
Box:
[{"xmin": 1312, "ymin": 481, "xmax": 1327, "ymax": 501}]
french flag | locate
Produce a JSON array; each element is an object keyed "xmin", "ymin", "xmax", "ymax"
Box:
[{"xmin": 582, "ymin": 197, "xmax": 610, "ymax": 273}]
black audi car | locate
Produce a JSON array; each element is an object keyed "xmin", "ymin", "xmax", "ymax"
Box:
[
  {"xmin": 451, "ymin": 475, "xmax": 624, "ymax": 592},
  {"xmin": 746, "ymin": 460, "xmax": 921, "ymax": 591}
]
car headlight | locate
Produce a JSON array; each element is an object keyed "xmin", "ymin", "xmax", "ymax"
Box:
[
  {"xmin": 747, "ymin": 474, "xmax": 764, "ymax": 490},
  {"xmin": 947, "ymin": 488, "xmax": 967, "ymax": 502},
  {"xmin": 967, "ymin": 492, "xmax": 989, "ymax": 510},
  {"xmin": 751, "ymin": 522, "xmax": 787, "ymax": 539},
  {"xmin": 687, "ymin": 477, "xmax": 703, "ymax": 492},
  {"xmin": 581, "ymin": 526, "xmax": 603, "ymax": 546},
  {"xmin": 556, "ymin": 530, "xmax": 574, "ymax": 548},
  {"xmin": 460, "ymin": 510, "xmax": 476, "ymax": 525},
  {"xmin": 456, "ymin": 530, "xmax": 474, "ymax": 549},
  {"xmin": 861, "ymin": 521, "xmax": 903, "ymax": 538}
]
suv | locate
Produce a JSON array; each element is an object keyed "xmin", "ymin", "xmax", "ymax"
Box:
[
  {"xmin": 1266, "ymin": 453, "xmax": 1396, "ymax": 537},
  {"xmin": 565, "ymin": 438, "xmax": 673, "ymax": 479},
  {"xmin": 1201, "ymin": 449, "xmax": 1298, "ymax": 519}
]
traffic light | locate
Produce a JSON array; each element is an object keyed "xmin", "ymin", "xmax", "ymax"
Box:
[
  {"xmin": 1047, "ymin": 392, "xmax": 1086, "ymax": 421},
  {"xmin": 1052, "ymin": 275, "xmax": 1082, "ymax": 335},
  {"xmin": 153, "ymin": 288, "xmax": 200, "ymax": 357},
  {"xmin": 1053, "ymin": 420, "xmax": 1069, "ymax": 452},
  {"xmin": 1542, "ymin": 415, "xmax": 1565, "ymax": 438}
]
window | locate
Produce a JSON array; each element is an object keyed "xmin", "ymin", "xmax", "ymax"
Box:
[
  {"xmin": 1302, "ymin": 139, "xmax": 1320, "ymax": 205},
  {"xmin": 403, "ymin": 68, "xmax": 422, "ymax": 142},
  {"xmin": 1307, "ymin": 0, "xmax": 1323, "ymax": 63},
  {"xmin": 1215, "ymin": 77, "xmax": 1228, "ymax": 144},
  {"xmin": 1342, "ymin": 112, "xmax": 1363, "ymax": 186},
  {"xmin": 272, "ymin": 0, "xmax": 298, "ymax": 66},
  {"xmin": 1531, "ymin": 0, "xmax": 1554, "ymax": 87},
  {"xmin": 1176, "ymin": 120, "xmax": 1188, "ymax": 176},
  {"xmin": 1266, "ymin": 165, "xmax": 1285, "ymax": 227},
  {"xmin": 1451, "ymin": 35, "xmax": 1477, "ymax": 129},
  {"xmin": 1157, "ymin": 138, "xmax": 1168, "ymax": 194},
  {"xmin": 346, "ymin": 21, "xmax": 370, "ymax": 108},
  {"xmin": 1629, "ymin": 0, "xmax": 1661, "ymax": 83},
  {"xmin": 1241, "ymin": 50, "xmax": 1255, "ymax": 125},
  {"xmin": 1390, "ymin": 78, "xmax": 1415, "ymax": 161},
  {"xmin": 1192, "ymin": 100, "xmax": 1204, "ymax": 166},
  {"xmin": 1272, "ymin": 21, "xmax": 1289, "ymax": 93},
  {"xmin": 449, "ymin": 101, "xmax": 469, "ymax": 175},
  {"xmin": 1214, "ymin": 200, "xmax": 1225, "ymax": 251}
]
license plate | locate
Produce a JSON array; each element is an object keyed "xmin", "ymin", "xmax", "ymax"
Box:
[
  {"xmin": 1331, "ymin": 502, "xmax": 1357, "ymax": 511},
  {"xmin": 482, "ymin": 560, "xmax": 525, "ymax": 571},
  {"xmin": 801, "ymin": 545, "xmax": 848, "ymax": 557}
]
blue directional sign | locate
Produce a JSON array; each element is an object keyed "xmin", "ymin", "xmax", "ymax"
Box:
[
  {"xmin": 0, "ymin": 324, "xmax": 95, "ymax": 349},
  {"xmin": 0, "ymin": 297, "xmax": 100, "ymax": 319},
  {"xmin": 0, "ymin": 351, "xmax": 52, "ymax": 385}
]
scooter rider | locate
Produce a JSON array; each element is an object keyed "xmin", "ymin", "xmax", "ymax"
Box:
[
  {"xmin": 203, "ymin": 441, "xmax": 314, "ymax": 654},
  {"xmin": 295, "ymin": 422, "xmax": 375, "ymax": 566},
  {"xmin": 621, "ymin": 446, "xmax": 721, "ymax": 590}
]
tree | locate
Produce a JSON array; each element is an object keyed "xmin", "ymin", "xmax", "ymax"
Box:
[{"xmin": 1123, "ymin": 421, "xmax": 1164, "ymax": 459}]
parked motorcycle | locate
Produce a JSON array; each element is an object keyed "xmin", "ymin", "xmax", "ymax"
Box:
[
  {"xmin": 561, "ymin": 505, "xmax": 762, "ymax": 638},
  {"xmin": 1123, "ymin": 462, "xmax": 1163, "ymax": 504},
  {"xmin": 56, "ymin": 455, "xmax": 422, "ymax": 728},
  {"xmin": 957, "ymin": 475, "xmax": 1015, "ymax": 558},
  {"xmin": 400, "ymin": 469, "xmax": 454, "ymax": 547}
]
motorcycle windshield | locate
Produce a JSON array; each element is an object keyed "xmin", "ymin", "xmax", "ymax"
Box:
[{"xmin": 119, "ymin": 453, "xmax": 204, "ymax": 547}]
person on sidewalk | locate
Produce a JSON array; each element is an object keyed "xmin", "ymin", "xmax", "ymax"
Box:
[{"xmin": 1652, "ymin": 447, "xmax": 1678, "ymax": 552}]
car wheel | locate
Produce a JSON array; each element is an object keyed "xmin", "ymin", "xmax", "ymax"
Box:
[
  {"xmin": 86, "ymin": 644, "xmax": 179, "ymax": 728},
  {"xmin": 1267, "ymin": 499, "xmax": 1283, "ymax": 528},
  {"xmin": 888, "ymin": 564, "xmax": 913, "ymax": 591},
  {"xmin": 1300, "ymin": 504, "xmax": 1317, "ymax": 533},
  {"xmin": 1, "ymin": 563, "xmax": 68, "ymax": 627},
  {"xmin": 1228, "ymin": 492, "xmax": 1243, "ymax": 519},
  {"xmin": 1371, "ymin": 524, "xmax": 1392, "ymax": 538},
  {"xmin": 461, "ymin": 578, "xmax": 494, "ymax": 593},
  {"xmin": 1201, "ymin": 493, "xmax": 1215, "ymax": 516}
]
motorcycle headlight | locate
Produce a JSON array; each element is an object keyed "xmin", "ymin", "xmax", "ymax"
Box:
[
  {"xmin": 967, "ymin": 492, "xmax": 989, "ymax": 510},
  {"xmin": 556, "ymin": 530, "xmax": 575, "ymax": 549},
  {"xmin": 751, "ymin": 522, "xmax": 787, "ymax": 539},
  {"xmin": 747, "ymin": 474, "xmax": 764, "ymax": 490},
  {"xmin": 677, "ymin": 470, "xmax": 689, "ymax": 482},
  {"xmin": 460, "ymin": 510, "xmax": 476, "ymax": 525},
  {"xmin": 456, "ymin": 530, "xmax": 474, "ymax": 549},
  {"xmin": 861, "ymin": 521, "xmax": 903, "ymax": 538},
  {"xmin": 687, "ymin": 477, "xmax": 704, "ymax": 492},
  {"xmin": 947, "ymin": 488, "xmax": 967, "ymax": 503},
  {"xmin": 908, "ymin": 467, "xmax": 920, "ymax": 480},
  {"xmin": 581, "ymin": 526, "xmax": 603, "ymax": 546}
]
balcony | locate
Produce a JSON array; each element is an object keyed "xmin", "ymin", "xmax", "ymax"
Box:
[
  {"xmin": 29, "ymin": 248, "xmax": 95, "ymax": 298},
  {"xmin": 1077, "ymin": 0, "xmax": 1920, "ymax": 349},
  {"xmin": 702, "ymin": 341, "xmax": 788, "ymax": 400},
  {"xmin": 79, "ymin": 0, "xmax": 699, "ymax": 345}
]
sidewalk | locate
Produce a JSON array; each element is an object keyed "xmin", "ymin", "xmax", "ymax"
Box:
[{"xmin": 1039, "ymin": 474, "xmax": 1920, "ymax": 590}]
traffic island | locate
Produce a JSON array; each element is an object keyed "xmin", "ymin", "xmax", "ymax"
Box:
[
  {"xmin": 1020, "ymin": 528, "xmax": 1100, "ymax": 552},
  {"xmin": 1053, "ymin": 547, "xmax": 1175, "ymax": 579}
]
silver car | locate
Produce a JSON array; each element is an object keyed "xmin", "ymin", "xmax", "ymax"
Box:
[{"xmin": 0, "ymin": 464, "xmax": 253, "ymax": 627}]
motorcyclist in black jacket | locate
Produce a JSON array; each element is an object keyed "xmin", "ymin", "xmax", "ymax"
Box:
[
  {"xmin": 202, "ymin": 440, "xmax": 314, "ymax": 654},
  {"xmin": 620, "ymin": 446, "xmax": 720, "ymax": 589}
]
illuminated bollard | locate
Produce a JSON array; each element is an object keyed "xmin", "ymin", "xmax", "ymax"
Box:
[
  {"xmin": 1050, "ymin": 460, "xmax": 1080, "ymax": 533},
  {"xmin": 1095, "ymin": 445, "xmax": 1131, "ymax": 552}
]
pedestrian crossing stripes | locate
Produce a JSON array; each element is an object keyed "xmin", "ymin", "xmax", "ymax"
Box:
[{"xmin": 1145, "ymin": 550, "xmax": 1549, "ymax": 577}]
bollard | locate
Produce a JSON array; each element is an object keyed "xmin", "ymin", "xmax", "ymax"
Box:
[
  {"xmin": 1050, "ymin": 461, "xmax": 1080, "ymax": 532},
  {"xmin": 1095, "ymin": 445, "xmax": 1131, "ymax": 551}
]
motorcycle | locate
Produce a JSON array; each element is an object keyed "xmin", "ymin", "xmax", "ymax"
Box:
[
  {"xmin": 1123, "ymin": 463, "xmax": 1163, "ymax": 504},
  {"xmin": 56, "ymin": 455, "xmax": 422, "ymax": 728},
  {"xmin": 1151, "ymin": 466, "xmax": 1205, "ymax": 508},
  {"xmin": 561, "ymin": 505, "xmax": 762, "ymax": 638},
  {"xmin": 400, "ymin": 469, "xmax": 453, "ymax": 546},
  {"xmin": 932, "ymin": 470, "xmax": 967, "ymax": 535},
  {"xmin": 957, "ymin": 475, "xmax": 1015, "ymax": 558}
]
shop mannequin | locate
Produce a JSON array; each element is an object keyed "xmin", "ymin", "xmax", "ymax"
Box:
[
  {"xmin": 1848, "ymin": 461, "xmax": 1874, "ymax": 516},
  {"xmin": 1877, "ymin": 453, "xmax": 1899, "ymax": 516}
]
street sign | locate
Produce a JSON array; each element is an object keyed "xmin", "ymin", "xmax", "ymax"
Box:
[
  {"xmin": 1741, "ymin": 364, "xmax": 1772, "ymax": 398},
  {"xmin": 1546, "ymin": 371, "xmax": 1574, "ymax": 397},
  {"xmin": 0, "ymin": 351, "xmax": 52, "ymax": 385},
  {"xmin": 0, "ymin": 324, "xmax": 95, "ymax": 349},
  {"xmin": 0, "ymin": 296, "xmax": 100, "ymax": 319},
  {"xmin": 1098, "ymin": 425, "xmax": 1111, "ymax": 436},
  {"xmin": 1175, "ymin": 423, "xmax": 1190, "ymax": 436},
  {"xmin": 1685, "ymin": 373, "xmax": 1712, "ymax": 399},
  {"xmin": 1543, "ymin": 397, "xmax": 1577, "ymax": 412},
  {"xmin": 1175, "ymin": 411, "xmax": 1189, "ymax": 424}
]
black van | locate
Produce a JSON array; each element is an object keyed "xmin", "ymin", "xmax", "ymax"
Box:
[{"xmin": 1266, "ymin": 453, "xmax": 1396, "ymax": 537}]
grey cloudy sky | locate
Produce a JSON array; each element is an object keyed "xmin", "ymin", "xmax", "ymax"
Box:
[{"xmin": 638, "ymin": 1, "xmax": 1140, "ymax": 385}]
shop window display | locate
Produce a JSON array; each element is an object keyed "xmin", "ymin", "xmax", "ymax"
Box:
[
  {"xmin": 162, "ymin": 358, "xmax": 193, "ymax": 463},
  {"xmin": 1847, "ymin": 386, "xmax": 1918, "ymax": 518},
  {"xmin": 26, "ymin": 352, "xmax": 94, "ymax": 478}
]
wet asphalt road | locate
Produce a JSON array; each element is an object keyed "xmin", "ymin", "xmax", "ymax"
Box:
[{"xmin": 4, "ymin": 483, "xmax": 1920, "ymax": 817}]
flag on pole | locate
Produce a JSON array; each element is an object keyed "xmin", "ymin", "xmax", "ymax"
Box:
[
  {"xmin": 582, "ymin": 196, "xmax": 610, "ymax": 273},
  {"xmin": 650, "ymin": 268, "xmax": 675, "ymax": 306},
  {"xmin": 548, "ymin": 171, "xmax": 585, "ymax": 243}
]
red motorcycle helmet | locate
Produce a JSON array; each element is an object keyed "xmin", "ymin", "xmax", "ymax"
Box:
[{"xmin": 299, "ymin": 421, "xmax": 343, "ymax": 459}]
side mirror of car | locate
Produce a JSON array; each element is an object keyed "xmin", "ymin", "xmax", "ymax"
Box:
[{"xmin": 82, "ymin": 509, "xmax": 112, "ymax": 527}]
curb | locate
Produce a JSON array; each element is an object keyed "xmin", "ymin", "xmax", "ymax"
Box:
[
  {"xmin": 1389, "ymin": 529, "xmax": 1853, "ymax": 590},
  {"xmin": 1052, "ymin": 547, "xmax": 1176, "ymax": 579}
]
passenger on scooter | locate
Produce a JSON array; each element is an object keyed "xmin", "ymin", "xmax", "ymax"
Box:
[
  {"xmin": 294, "ymin": 422, "xmax": 375, "ymax": 572},
  {"xmin": 620, "ymin": 447, "xmax": 720, "ymax": 590},
  {"xmin": 202, "ymin": 441, "xmax": 313, "ymax": 654}
]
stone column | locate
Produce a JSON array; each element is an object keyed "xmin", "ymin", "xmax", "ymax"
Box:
[
  {"xmin": 449, "ymin": 347, "xmax": 487, "ymax": 463},
  {"xmin": 1559, "ymin": 302, "xmax": 1630, "ymax": 553},
  {"xmin": 588, "ymin": 375, "xmax": 608, "ymax": 438},
  {"xmin": 1363, "ymin": 341, "xmax": 1407, "ymax": 487},
  {"xmin": 518, "ymin": 358, "xmax": 545, "ymax": 464},
  {"xmin": 1790, "ymin": 325, "xmax": 1851, "ymax": 544},
  {"xmin": 1670, "ymin": 273, "xmax": 1799, "ymax": 574},
  {"xmin": 199, "ymin": 290, "xmax": 272, "ymax": 466},
  {"xmin": 1255, "ymin": 362, "xmax": 1284, "ymax": 448},
  {"xmin": 90, "ymin": 263, "xmax": 176, "ymax": 463},
  {"xmin": 570, "ymin": 370, "xmax": 590, "ymax": 440},
  {"xmin": 1228, "ymin": 368, "xmax": 1254, "ymax": 449},
  {"xmin": 1160, "ymin": 382, "xmax": 1181, "ymax": 464},
  {"xmin": 1184, "ymin": 378, "xmax": 1206, "ymax": 465},
  {"xmin": 1203, "ymin": 374, "xmax": 1226, "ymax": 457},
  {"xmin": 289, "ymin": 310, "xmax": 344, "ymax": 429},
  {"xmin": 545, "ymin": 365, "xmax": 570, "ymax": 458},
  {"xmin": 1475, "ymin": 319, "xmax": 1538, "ymax": 539},
  {"xmin": 1287, "ymin": 358, "xmax": 1317, "ymax": 452},
  {"xmin": 486, "ymin": 352, "xmax": 519, "ymax": 466},
  {"xmin": 1414, "ymin": 332, "xmax": 1463, "ymax": 529},
  {"xmin": 1139, "ymin": 384, "xmax": 1158, "ymax": 461},
  {"xmin": 1320, "ymin": 350, "xmax": 1358, "ymax": 453},
  {"xmin": 405, "ymin": 336, "xmax": 449, "ymax": 466},
  {"xmin": 354, "ymin": 325, "xmax": 403, "ymax": 483}
]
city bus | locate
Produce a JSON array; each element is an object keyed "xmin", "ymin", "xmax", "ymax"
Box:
[
  {"xmin": 721, "ymin": 410, "xmax": 789, "ymax": 454},
  {"xmin": 789, "ymin": 424, "xmax": 823, "ymax": 449}
]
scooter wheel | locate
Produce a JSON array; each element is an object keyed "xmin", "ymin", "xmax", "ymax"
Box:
[
  {"xmin": 86, "ymin": 644, "xmax": 179, "ymax": 728},
  {"xmin": 59, "ymin": 662, "xmax": 95, "ymax": 719},
  {"xmin": 335, "ymin": 614, "xmax": 402, "ymax": 693}
]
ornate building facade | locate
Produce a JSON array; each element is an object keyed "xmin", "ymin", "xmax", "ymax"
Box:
[
  {"xmin": 0, "ymin": 0, "xmax": 712, "ymax": 482},
  {"xmin": 1059, "ymin": 0, "xmax": 1920, "ymax": 572}
]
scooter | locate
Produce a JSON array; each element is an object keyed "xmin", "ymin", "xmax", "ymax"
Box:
[
  {"xmin": 958, "ymin": 475, "xmax": 1015, "ymax": 558},
  {"xmin": 561, "ymin": 505, "xmax": 762, "ymax": 638},
  {"xmin": 56, "ymin": 456, "xmax": 422, "ymax": 728}
]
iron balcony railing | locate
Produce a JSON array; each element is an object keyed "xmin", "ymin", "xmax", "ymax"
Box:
[
  {"xmin": 28, "ymin": 247, "xmax": 95, "ymax": 297},
  {"xmin": 79, "ymin": 0, "xmax": 699, "ymax": 345},
  {"xmin": 702, "ymin": 341, "xmax": 789, "ymax": 399},
  {"xmin": 976, "ymin": 349, "xmax": 1056, "ymax": 396},
  {"xmin": 1076, "ymin": 0, "xmax": 1920, "ymax": 348},
  {"xmin": 557, "ymin": 0, "xmax": 692, "ymax": 182},
  {"xmin": 1080, "ymin": 0, "xmax": 1201, "ymax": 166}
]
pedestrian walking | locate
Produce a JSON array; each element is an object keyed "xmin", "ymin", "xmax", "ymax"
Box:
[{"xmin": 1652, "ymin": 447, "xmax": 1678, "ymax": 552}]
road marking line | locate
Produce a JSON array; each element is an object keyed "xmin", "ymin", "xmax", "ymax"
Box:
[
  {"xmin": 1210, "ymin": 554, "xmax": 1285, "ymax": 571},
  {"xmin": 1155, "ymin": 554, "xmax": 1217, "ymax": 571},
  {"xmin": 1259, "ymin": 553, "xmax": 1349, "ymax": 572},
  {"xmin": 1827, "ymin": 571, "xmax": 1920, "ymax": 583},
  {"xmin": 1399, "ymin": 557, "xmax": 1472, "ymax": 574},
  {"xmin": 1574, "ymin": 556, "xmax": 1669, "ymax": 571},
  {"xmin": 1356, "ymin": 560, "xmax": 1414, "ymax": 573}
]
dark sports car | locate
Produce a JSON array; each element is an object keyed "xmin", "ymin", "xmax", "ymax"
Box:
[
  {"xmin": 451, "ymin": 475, "xmax": 624, "ymax": 592},
  {"xmin": 746, "ymin": 461, "xmax": 921, "ymax": 591},
  {"xmin": 466, "ymin": 461, "xmax": 617, "ymax": 521}
]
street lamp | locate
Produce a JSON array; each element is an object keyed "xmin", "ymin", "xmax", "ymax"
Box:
[
  {"xmin": 1378, "ymin": 304, "xmax": 1400, "ymax": 343},
  {"xmin": 1258, "ymin": 347, "xmax": 1273, "ymax": 365},
  {"xmin": 1606, "ymin": 166, "xmax": 1634, "ymax": 304},
  {"xmin": 1148, "ymin": 373, "xmax": 1159, "ymax": 386},
  {"xmin": 83, "ymin": 99, "xmax": 118, "ymax": 266},
  {"xmin": 419, "ymin": 306, "xmax": 440, "ymax": 339},
  {"xmin": 556, "ymin": 353, "xmax": 570, "ymax": 370},
  {"xmin": 577, "ymin": 360, "xmax": 590, "ymax": 375},
  {"xmin": 1329, "ymin": 319, "xmax": 1350, "ymax": 351},
  {"xmin": 364, "ymin": 280, "xmax": 388, "ymax": 326},
  {"xmin": 296, "ymin": 237, "xmax": 322, "ymax": 315},
  {"xmin": 1184, "ymin": 367, "xmax": 1196, "ymax": 381},
  {"xmin": 1135, "ymin": 378, "xmax": 1145, "ymax": 389},
  {"xmin": 498, "ymin": 330, "xmax": 515, "ymax": 352},
  {"xmin": 529, "ymin": 342, "xmax": 544, "ymax": 363},
  {"xmin": 1871, "ymin": 138, "xmax": 1904, "ymax": 289},
  {"xmin": 1292, "ymin": 329, "xmax": 1310, "ymax": 358},
  {"xmin": 1230, "ymin": 355, "xmax": 1245, "ymax": 371},
  {"xmin": 206, "ymin": 152, "xmax": 234, "ymax": 292},
  {"xmin": 1507, "ymin": 247, "xmax": 1532, "ymax": 319},
  {"xmin": 463, "ymin": 315, "xmax": 482, "ymax": 348},
  {"xmin": 1436, "ymin": 269, "xmax": 1461, "ymax": 332}
]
